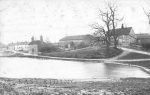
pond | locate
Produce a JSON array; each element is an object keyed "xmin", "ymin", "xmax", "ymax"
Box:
[{"xmin": 0, "ymin": 57, "xmax": 150, "ymax": 79}]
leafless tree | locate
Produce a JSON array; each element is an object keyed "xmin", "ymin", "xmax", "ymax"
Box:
[
  {"xmin": 91, "ymin": 1, "xmax": 123, "ymax": 51},
  {"xmin": 143, "ymin": 8, "xmax": 150, "ymax": 25},
  {"xmin": 108, "ymin": 3, "xmax": 123, "ymax": 48},
  {"xmin": 91, "ymin": 9, "xmax": 112, "ymax": 52}
]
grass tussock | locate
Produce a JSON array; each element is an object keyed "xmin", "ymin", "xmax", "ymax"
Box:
[{"xmin": 0, "ymin": 78, "xmax": 150, "ymax": 95}]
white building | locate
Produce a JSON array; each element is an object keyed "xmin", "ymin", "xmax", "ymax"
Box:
[{"xmin": 8, "ymin": 42, "xmax": 29, "ymax": 52}]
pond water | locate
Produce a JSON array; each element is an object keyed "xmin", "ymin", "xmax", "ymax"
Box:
[{"xmin": 0, "ymin": 57, "xmax": 150, "ymax": 79}]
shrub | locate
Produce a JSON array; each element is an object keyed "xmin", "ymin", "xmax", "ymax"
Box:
[
  {"xmin": 77, "ymin": 42, "xmax": 89, "ymax": 49},
  {"xmin": 39, "ymin": 44, "xmax": 60, "ymax": 53}
]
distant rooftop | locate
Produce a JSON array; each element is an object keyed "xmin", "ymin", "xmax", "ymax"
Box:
[
  {"xmin": 110, "ymin": 27, "xmax": 133, "ymax": 36},
  {"xmin": 8, "ymin": 42, "xmax": 29, "ymax": 46},
  {"xmin": 0, "ymin": 43, "xmax": 6, "ymax": 48},
  {"xmin": 136, "ymin": 33, "xmax": 150, "ymax": 39},
  {"xmin": 59, "ymin": 34, "xmax": 94, "ymax": 41},
  {"xmin": 60, "ymin": 27, "xmax": 133, "ymax": 41},
  {"xmin": 29, "ymin": 40, "xmax": 45, "ymax": 45}
]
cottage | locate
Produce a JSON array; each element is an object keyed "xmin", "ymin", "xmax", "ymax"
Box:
[
  {"xmin": 111, "ymin": 26, "xmax": 136, "ymax": 46},
  {"xmin": 29, "ymin": 36, "xmax": 46, "ymax": 55}
]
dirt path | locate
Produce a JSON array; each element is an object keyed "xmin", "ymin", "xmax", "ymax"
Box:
[
  {"xmin": 121, "ymin": 47, "xmax": 150, "ymax": 55},
  {"xmin": 108, "ymin": 47, "xmax": 150, "ymax": 61},
  {"xmin": 108, "ymin": 50, "xmax": 130, "ymax": 60}
]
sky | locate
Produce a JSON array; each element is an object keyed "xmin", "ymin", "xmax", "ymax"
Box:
[{"xmin": 0, "ymin": 0, "xmax": 150, "ymax": 44}]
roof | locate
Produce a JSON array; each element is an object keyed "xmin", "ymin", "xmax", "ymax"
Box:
[
  {"xmin": 8, "ymin": 42, "xmax": 29, "ymax": 46},
  {"xmin": 136, "ymin": 33, "xmax": 150, "ymax": 39},
  {"xmin": 0, "ymin": 43, "xmax": 6, "ymax": 48},
  {"xmin": 110, "ymin": 27, "xmax": 132, "ymax": 36},
  {"xmin": 59, "ymin": 34, "xmax": 94, "ymax": 41},
  {"xmin": 29, "ymin": 40, "xmax": 45, "ymax": 46},
  {"xmin": 59, "ymin": 27, "xmax": 133, "ymax": 41}
]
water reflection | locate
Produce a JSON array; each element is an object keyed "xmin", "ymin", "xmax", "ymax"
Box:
[{"xmin": 0, "ymin": 57, "xmax": 150, "ymax": 79}]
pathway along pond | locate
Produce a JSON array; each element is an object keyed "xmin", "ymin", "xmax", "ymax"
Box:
[{"xmin": 0, "ymin": 57, "xmax": 150, "ymax": 79}]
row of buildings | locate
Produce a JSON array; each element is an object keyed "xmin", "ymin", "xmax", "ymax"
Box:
[
  {"xmin": 59, "ymin": 26, "xmax": 150, "ymax": 49},
  {"xmin": 8, "ymin": 36, "xmax": 46, "ymax": 55},
  {"xmin": 59, "ymin": 26, "xmax": 136, "ymax": 48},
  {"xmin": 6, "ymin": 26, "xmax": 150, "ymax": 55}
]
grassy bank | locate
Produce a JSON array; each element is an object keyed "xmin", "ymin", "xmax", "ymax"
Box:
[
  {"xmin": 119, "ymin": 60, "xmax": 150, "ymax": 70},
  {"xmin": 0, "ymin": 78, "xmax": 150, "ymax": 95},
  {"xmin": 118, "ymin": 52, "xmax": 150, "ymax": 59},
  {"xmin": 116, "ymin": 52, "xmax": 150, "ymax": 71},
  {"xmin": 42, "ymin": 47, "xmax": 122, "ymax": 59}
]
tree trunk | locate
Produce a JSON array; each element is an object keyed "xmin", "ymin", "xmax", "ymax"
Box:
[
  {"xmin": 106, "ymin": 39, "xmax": 110, "ymax": 56},
  {"xmin": 114, "ymin": 37, "xmax": 117, "ymax": 48}
]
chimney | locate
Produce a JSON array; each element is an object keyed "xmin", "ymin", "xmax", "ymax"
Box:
[
  {"xmin": 121, "ymin": 24, "xmax": 124, "ymax": 29},
  {"xmin": 40, "ymin": 35, "xmax": 43, "ymax": 42},
  {"xmin": 31, "ymin": 36, "xmax": 34, "ymax": 42}
]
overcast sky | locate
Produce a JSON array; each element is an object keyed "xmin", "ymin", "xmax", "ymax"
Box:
[{"xmin": 0, "ymin": 0, "xmax": 150, "ymax": 44}]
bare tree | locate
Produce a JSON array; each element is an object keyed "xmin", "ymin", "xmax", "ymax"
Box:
[
  {"xmin": 91, "ymin": 9, "xmax": 112, "ymax": 52},
  {"xmin": 143, "ymin": 8, "xmax": 150, "ymax": 25},
  {"xmin": 108, "ymin": 3, "xmax": 123, "ymax": 48},
  {"xmin": 92, "ymin": 25, "xmax": 109, "ymax": 50},
  {"xmin": 91, "ymin": 1, "xmax": 123, "ymax": 50}
]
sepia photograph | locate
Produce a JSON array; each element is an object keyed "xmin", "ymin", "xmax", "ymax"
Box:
[{"xmin": 0, "ymin": 0, "xmax": 150, "ymax": 94}]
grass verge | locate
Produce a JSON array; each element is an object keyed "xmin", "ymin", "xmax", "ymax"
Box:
[
  {"xmin": 41, "ymin": 47, "xmax": 122, "ymax": 59},
  {"xmin": 118, "ymin": 52, "xmax": 150, "ymax": 59},
  {"xmin": 119, "ymin": 60, "xmax": 150, "ymax": 70}
]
